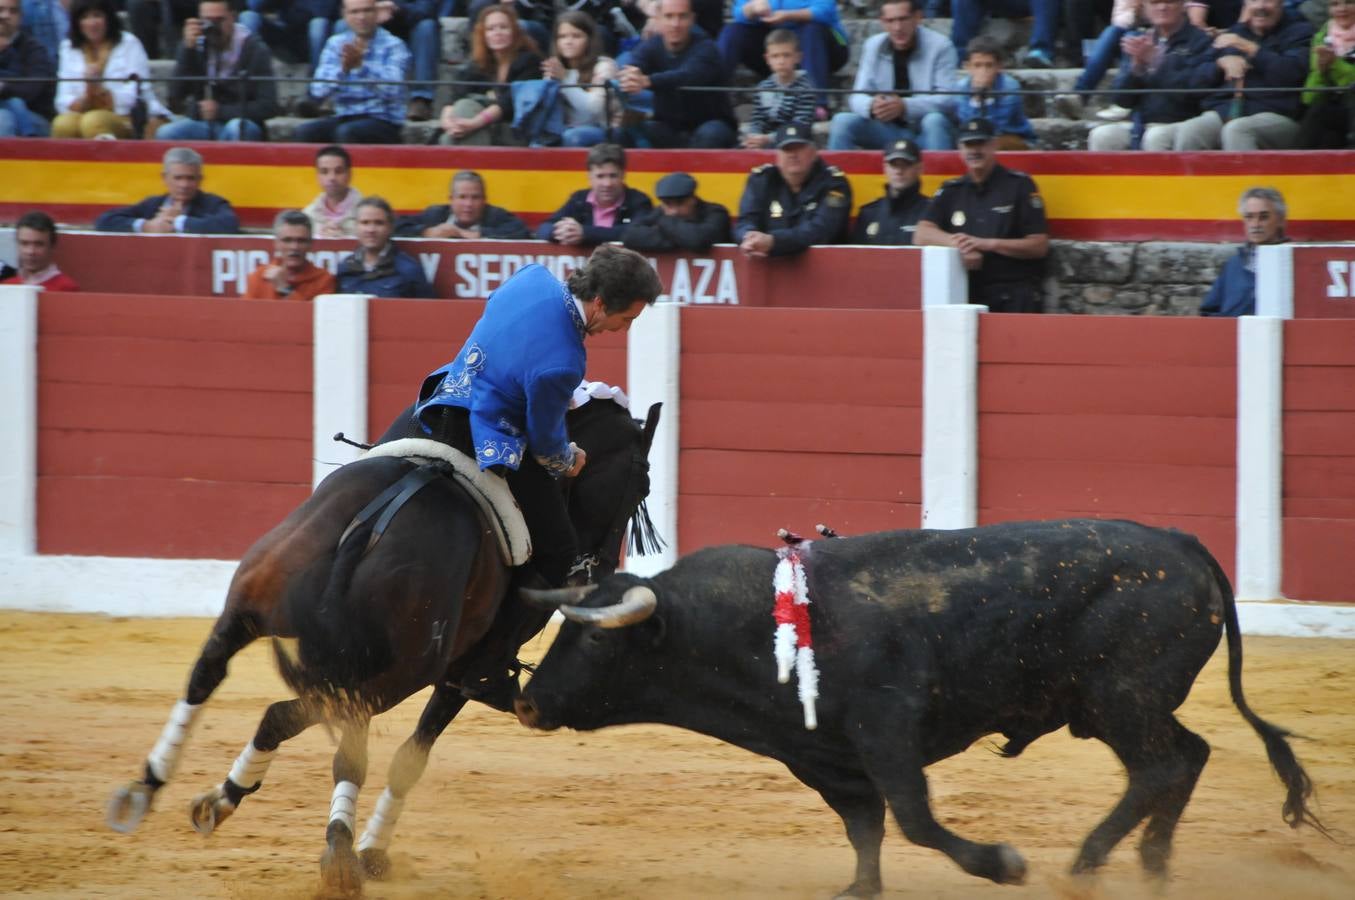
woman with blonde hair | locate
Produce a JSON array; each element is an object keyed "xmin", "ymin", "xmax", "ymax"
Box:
[
  {"xmin": 541, "ymin": 10, "xmax": 620, "ymax": 147},
  {"xmin": 51, "ymin": 0, "xmax": 168, "ymax": 139},
  {"xmin": 437, "ymin": 5, "xmax": 542, "ymax": 146}
]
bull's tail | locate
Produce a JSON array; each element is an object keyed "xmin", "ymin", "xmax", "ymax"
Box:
[
  {"xmin": 272, "ymin": 517, "xmax": 394, "ymax": 713},
  {"xmin": 1204, "ymin": 546, "xmax": 1331, "ymax": 839}
]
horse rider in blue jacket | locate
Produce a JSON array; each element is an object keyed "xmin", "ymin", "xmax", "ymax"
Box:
[
  {"xmin": 414, "ymin": 244, "xmax": 663, "ymax": 589},
  {"xmin": 414, "ymin": 245, "xmax": 661, "ymax": 709}
]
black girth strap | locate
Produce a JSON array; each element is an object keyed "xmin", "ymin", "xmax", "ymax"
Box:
[{"xmin": 338, "ymin": 464, "xmax": 445, "ymax": 557}]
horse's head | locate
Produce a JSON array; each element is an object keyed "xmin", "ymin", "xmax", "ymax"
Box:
[{"xmin": 565, "ymin": 398, "xmax": 663, "ymax": 582}]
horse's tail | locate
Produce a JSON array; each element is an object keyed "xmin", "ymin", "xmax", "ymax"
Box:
[
  {"xmin": 273, "ymin": 517, "xmax": 394, "ymax": 709},
  {"xmin": 1202, "ymin": 542, "xmax": 1332, "ymax": 839}
]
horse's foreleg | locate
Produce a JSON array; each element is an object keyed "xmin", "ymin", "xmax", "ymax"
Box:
[
  {"xmin": 107, "ymin": 615, "xmax": 256, "ymax": 834},
  {"xmin": 190, "ymin": 698, "xmax": 316, "ymax": 835},
  {"xmin": 359, "ymin": 686, "xmax": 469, "ymax": 879},
  {"xmin": 321, "ymin": 718, "xmax": 371, "ymax": 897}
]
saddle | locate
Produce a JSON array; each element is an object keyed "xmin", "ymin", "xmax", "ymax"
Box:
[{"xmin": 363, "ymin": 438, "xmax": 531, "ymax": 566}]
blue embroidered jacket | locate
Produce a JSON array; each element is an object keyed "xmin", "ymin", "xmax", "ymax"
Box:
[{"xmin": 415, "ymin": 264, "xmax": 585, "ymax": 474}]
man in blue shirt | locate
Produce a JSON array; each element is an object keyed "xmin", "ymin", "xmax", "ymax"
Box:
[
  {"xmin": 414, "ymin": 245, "xmax": 664, "ymax": 588},
  {"xmin": 295, "ymin": 0, "xmax": 411, "ymax": 144},
  {"xmin": 1200, "ymin": 187, "xmax": 1288, "ymax": 317}
]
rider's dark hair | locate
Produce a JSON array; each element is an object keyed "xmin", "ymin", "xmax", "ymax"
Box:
[{"xmin": 567, "ymin": 245, "xmax": 664, "ymax": 312}]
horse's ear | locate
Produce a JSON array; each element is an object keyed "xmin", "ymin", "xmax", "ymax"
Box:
[{"xmin": 641, "ymin": 402, "xmax": 662, "ymax": 454}]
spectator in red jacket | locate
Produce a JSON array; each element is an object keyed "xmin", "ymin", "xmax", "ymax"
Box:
[{"xmin": 1, "ymin": 210, "xmax": 80, "ymax": 290}]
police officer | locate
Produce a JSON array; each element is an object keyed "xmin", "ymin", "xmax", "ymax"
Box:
[
  {"xmin": 851, "ymin": 138, "xmax": 929, "ymax": 245},
  {"xmin": 734, "ymin": 122, "xmax": 853, "ymax": 258},
  {"xmin": 914, "ymin": 118, "xmax": 1050, "ymax": 312}
]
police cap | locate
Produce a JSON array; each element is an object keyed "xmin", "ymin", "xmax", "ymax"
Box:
[{"xmin": 958, "ymin": 118, "xmax": 997, "ymax": 143}]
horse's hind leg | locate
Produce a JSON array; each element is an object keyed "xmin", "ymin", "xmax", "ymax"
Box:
[
  {"xmin": 190, "ymin": 698, "xmax": 317, "ymax": 835},
  {"xmin": 321, "ymin": 718, "xmax": 371, "ymax": 898},
  {"xmin": 107, "ymin": 613, "xmax": 257, "ymax": 833},
  {"xmin": 359, "ymin": 686, "xmax": 469, "ymax": 879}
]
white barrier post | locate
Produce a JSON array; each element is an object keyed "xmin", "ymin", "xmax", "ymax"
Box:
[
  {"xmin": 1254, "ymin": 244, "xmax": 1294, "ymax": 318},
  {"xmin": 921, "ymin": 245, "xmax": 969, "ymax": 307},
  {"xmin": 0, "ymin": 285, "xmax": 38, "ymax": 557},
  {"xmin": 313, "ymin": 294, "xmax": 370, "ymax": 491},
  {"xmin": 624, "ymin": 301, "xmax": 681, "ymax": 576},
  {"xmin": 921, "ymin": 303, "xmax": 983, "ymax": 530},
  {"xmin": 1235, "ymin": 315, "xmax": 1285, "ymax": 601}
]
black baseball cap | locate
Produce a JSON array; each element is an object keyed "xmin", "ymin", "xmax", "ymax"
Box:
[
  {"xmin": 772, "ymin": 123, "xmax": 814, "ymax": 149},
  {"xmin": 958, "ymin": 118, "xmax": 997, "ymax": 143},
  {"xmin": 654, "ymin": 172, "xmax": 697, "ymax": 200},
  {"xmin": 884, "ymin": 138, "xmax": 920, "ymax": 163}
]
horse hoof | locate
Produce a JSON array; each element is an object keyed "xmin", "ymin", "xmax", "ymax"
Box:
[
  {"xmin": 360, "ymin": 847, "xmax": 392, "ymax": 880},
  {"xmin": 106, "ymin": 783, "xmax": 152, "ymax": 834},
  {"xmin": 320, "ymin": 844, "xmax": 365, "ymax": 898},
  {"xmin": 996, "ymin": 843, "xmax": 1028, "ymax": 885},
  {"xmin": 189, "ymin": 789, "xmax": 233, "ymax": 836}
]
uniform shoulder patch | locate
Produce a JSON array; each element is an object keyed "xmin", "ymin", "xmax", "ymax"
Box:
[
  {"xmin": 825, "ymin": 189, "xmax": 849, "ymax": 208},
  {"xmin": 751, "ymin": 163, "xmax": 773, "ymax": 174},
  {"xmin": 826, "ymin": 165, "xmax": 845, "ymax": 177}
]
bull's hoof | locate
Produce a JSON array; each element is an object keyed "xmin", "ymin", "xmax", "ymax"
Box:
[
  {"xmin": 188, "ymin": 787, "xmax": 235, "ymax": 835},
  {"xmin": 320, "ymin": 843, "xmax": 365, "ymax": 898},
  {"xmin": 106, "ymin": 782, "xmax": 153, "ymax": 834},
  {"xmin": 359, "ymin": 847, "xmax": 392, "ymax": 880},
  {"xmin": 995, "ymin": 843, "xmax": 1028, "ymax": 885}
]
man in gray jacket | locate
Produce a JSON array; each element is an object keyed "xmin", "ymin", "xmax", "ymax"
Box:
[{"xmin": 827, "ymin": 0, "xmax": 957, "ymax": 150}]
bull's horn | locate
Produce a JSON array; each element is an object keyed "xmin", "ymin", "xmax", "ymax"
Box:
[
  {"xmin": 560, "ymin": 586, "xmax": 657, "ymax": 629},
  {"xmin": 520, "ymin": 584, "xmax": 598, "ymax": 608}
]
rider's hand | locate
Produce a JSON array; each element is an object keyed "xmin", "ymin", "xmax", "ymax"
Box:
[{"xmin": 566, "ymin": 443, "xmax": 587, "ymax": 477}]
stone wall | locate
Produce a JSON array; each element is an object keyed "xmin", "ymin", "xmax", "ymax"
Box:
[{"xmin": 1043, "ymin": 240, "xmax": 1238, "ymax": 315}]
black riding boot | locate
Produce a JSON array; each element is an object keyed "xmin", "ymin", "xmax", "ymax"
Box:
[{"xmin": 457, "ymin": 567, "xmax": 558, "ymax": 712}]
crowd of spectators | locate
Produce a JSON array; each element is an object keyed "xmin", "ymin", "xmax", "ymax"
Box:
[
  {"xmin": 1, "ymin": 0, "xmax": 1347, "ymax": 148},
  {"xmin": 0, "ymin": 131, "xmax": 1301, "ymax": 319}
]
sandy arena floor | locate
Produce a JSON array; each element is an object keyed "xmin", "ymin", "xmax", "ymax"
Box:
[{"xmin": 0, "ymin": 611, "xmax": 1352, "ymax": 899}]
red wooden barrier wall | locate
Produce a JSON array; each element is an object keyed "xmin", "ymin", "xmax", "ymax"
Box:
[
  {"xmin": 1282, "ymin": 320, "xmax": 1355, "ymax": 602},
  {"xmin": 677, "ymin": 307, "xmax": 924, "ymax": 551},
  {"xmin": 37, "ymin": 293, "xmax": 312, "ymax": 558},
  {"xmin": 365, "ymin": 299, "xmax": 630, "ymax": 442},
  {"xmin": 976, "ymin": 315, "xmax": 1239, "ymax": 581}
]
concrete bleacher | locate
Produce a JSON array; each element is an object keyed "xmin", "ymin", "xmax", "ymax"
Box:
[{"xmin": 139, "ymin": 11, "xmax": 1104, "ymax": 148}]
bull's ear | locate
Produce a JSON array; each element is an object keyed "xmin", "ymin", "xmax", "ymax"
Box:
[{"xmin": 641, "ymin": 403, "xmax": 662, "ymax": 454}]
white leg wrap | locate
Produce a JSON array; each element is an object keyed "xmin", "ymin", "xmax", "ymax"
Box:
[
  {"xmin": 356, "ymin": 788, "xmax": 405, "ymax": 852},
  {"xmin": 329, "ymin": 781, "xmax": 360, "ymax": 834},
  {"xmin": 147, "ymin": 700, "xmax": 203, "ymax": 783},
  {"xmin": 226, "ymin": 741, "xmax": 276, "ymax": 791}
]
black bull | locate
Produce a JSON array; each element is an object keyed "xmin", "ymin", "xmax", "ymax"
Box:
[{"xmin": 517, "ymin": 519, "xmax": 1328, "ymax": 896}]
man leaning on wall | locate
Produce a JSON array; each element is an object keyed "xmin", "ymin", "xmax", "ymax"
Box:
[{"xmin": 1200, "ymin": 186, "xmax": 1289, "ymax": 316}]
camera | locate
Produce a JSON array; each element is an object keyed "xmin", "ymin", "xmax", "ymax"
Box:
[{"xmin": 196, "ymin": 19, "xmax": 220, "ymax": 54}]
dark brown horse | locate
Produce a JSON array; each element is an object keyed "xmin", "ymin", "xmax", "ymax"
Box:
[{"xmin": 107, "ymin": 397, "xmax": 661, "ymax": 894}]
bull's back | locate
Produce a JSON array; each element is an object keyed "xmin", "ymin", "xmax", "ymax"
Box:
[{"xmin": 805, "ymin": 521, "xmax": 1227, "ymax": 739}]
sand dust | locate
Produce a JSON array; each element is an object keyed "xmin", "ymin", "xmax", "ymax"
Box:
[{"xmin": 0, "ymin": 611, "xmax": 1352, "ymax": 899}]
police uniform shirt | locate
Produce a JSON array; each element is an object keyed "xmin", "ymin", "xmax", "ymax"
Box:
[
  {"xmin": 921, "ymin": 163, "xmax": 1048, "ymax": 285},
  {"xmin": 851, "ymin": 182, "xmax": 929, "ymax": 246},
  {"xmin": 734, "ymin": 157, "xmax": 853, "ymax": 257}
]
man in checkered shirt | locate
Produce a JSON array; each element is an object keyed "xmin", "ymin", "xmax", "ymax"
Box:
[{"xmin": 295, "ymin": 0, "xmax": 411, "ymax": 144}]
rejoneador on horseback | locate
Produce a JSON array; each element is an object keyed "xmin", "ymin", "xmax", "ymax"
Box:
[{"xmin": 107, "ymin": 244, "xmax": 666, "ymax": 896}]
